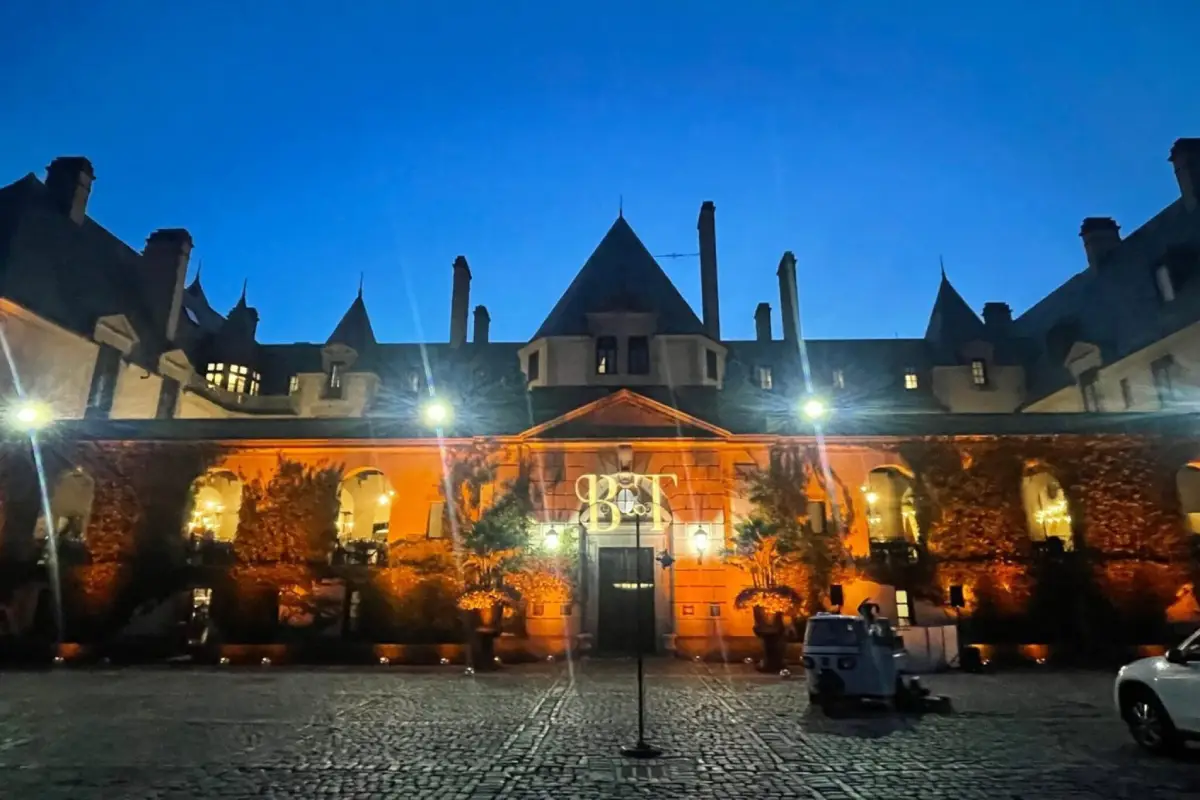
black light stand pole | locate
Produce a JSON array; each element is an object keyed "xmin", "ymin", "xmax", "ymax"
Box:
[{"xmin": 621, "ymin": 508, "xmax": 661, "ymax": 759}]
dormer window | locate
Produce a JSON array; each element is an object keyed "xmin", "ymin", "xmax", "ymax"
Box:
[
  {"xmin": 205, "ymin": 362, "xmax": 260, "ymax": 396},
  {"xmin": 288, "ymin": 375, "xmax": 299, "ymax": 394},
  {"xmin": 971, "ymin": 359, "xmax": 989, "ymax": 387},
  {"xmin": 832, "ymin": 369, "xmax": 845, "ymax": 390},
  {"xmin": 1156, "ymin": 264, "xmax": 1177, "ymax": 303},
  {"xmin": 904, "ymin": 369, "xmax": 919, "ymax": 390},
  {"xmin": 705, "ymin": 349, "xmax": 718, "ymax": 381},
  {"xmin": 408, "ymin": 370, "xmax": 422, "ymax": 392},
  {"xmin": 596, "ymin": 337, "xmax": 617, "ymax": 375},
  {"xmin": 627, "ymin": 336, "xmax": 650, "ymax": 375},
  {"xmin": 324, "ymin": 362, "xmax": 345, "ymax": 399},
  {"xmin": 757, "ymin": 366, "xmax": 773, "ymax": 390},
  {"xmin": 527, "ymin": 352, "xmax": 540, "ymax": 381},
  {"xmin": 1080, "ymin": 367, "xmax": 1102, "ymax": 411}
]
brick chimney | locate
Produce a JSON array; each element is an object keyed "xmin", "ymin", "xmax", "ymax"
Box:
[
  {"xmin": 45, "ymin": 156, "xmax": 94, "ymax": 225},
  {"xmin": 473, "ymin": 305, "xmax": 490, "ymax": 344},
  {"xmin": 698, "ymin": 201, "xmax": 720, "ymax": 340},
  {"xmin": 754, "ymin": 302, "xmax": 772, "ymax": 342},
  {"xmin": 982, "ymin": 302, "xmax": 1012, "ymax": 331},
  {"xmin": 777, "ymin": 252, "xmax": 800, "ymax": 345},
  {"xmin": 142, "ymin": 229, "xmax": 193, "ymax": 342},
  {"xmin": 1080, "ymin": 217, "xmax": 1121, "ymax": 272},
  {"xmin": 450, "ymin": 256, "xmax": 471, "ymax": 347},
  {"xmin": 1170, "ymin": 138, "xmax": 1200, "ymax": 212}
]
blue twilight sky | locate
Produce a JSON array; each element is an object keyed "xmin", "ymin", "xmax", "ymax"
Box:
[{"xmin": 2, "ymin": 1, "xmax": 1199, "ymax": 345}]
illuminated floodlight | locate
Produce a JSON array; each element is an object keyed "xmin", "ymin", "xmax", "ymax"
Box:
[
  {"xmin": 543, "ymin": 527, "xmax": 560, "ymax": 552},
  {"xmin": 420, "ymin": 398, "xmax": 452, "ymax": 427},
  {"xmin": 800, "ymin": 397, "xmax": 827, "ymax": 421},
  {"xmin": 9, "ymin": 400, "xmax": 53, "ymax": 432}
]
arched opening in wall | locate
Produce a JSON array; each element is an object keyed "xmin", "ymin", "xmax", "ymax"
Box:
[
  {"xmin": 863, "ymin": 467, "xmax": 920, "ymax": 544},
  {"xmin": 1021, "ymin": 466, "xmax": 1073, "ymax": 550},
  {"xmin": 185, "ymin": 471, "xmax": 243, "ymax": 543},
  {"xmin": 1175, "ymin": 464, "xmax": 1200, "ymax": 534},
  {"xmin": 336, "ymin": 469, "xmax": 394, "ymax": 544},
  {"xmin": 36, "ymin": 468, "xmax": 96, "ymax": 558}
]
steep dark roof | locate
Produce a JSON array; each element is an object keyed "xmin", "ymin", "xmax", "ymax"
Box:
[
  {"xmin": 724, "ymin": 338, "xmax": 943, "ymax": 415},
  {"xmin": 327, "ymin": 291, "xmax": 377, "ymax": 351},
  {"xmin": 533, "ymin": 216, "xmax": 706, "ymax": 339},
  {"xmin": 924, "ymin": 273, "xmax": 986, "ymax": 359},
  {"xmin": 0, "ymin": 173, "xmax": 165, "ymax": 366},
  {"xmin": 1013, "ymin": 199, "xmax": 1200, "ymax": 400}
]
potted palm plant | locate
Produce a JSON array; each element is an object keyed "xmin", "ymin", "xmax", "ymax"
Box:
[
  {"xmin": 728, "ymin": 518, "xmax": 801, "ymax": 672},
  {"xmin": 444, "ymin": 446, "xmax": 537, "ymax": 669},
  {"xmin": 457, "ymin": 548, "xmax": 521, "ymax": 667}
]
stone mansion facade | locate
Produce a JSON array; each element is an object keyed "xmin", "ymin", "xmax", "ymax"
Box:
[{"xmin": 1, "ymin": 140, "xmax": 1199, "ymax": 656}]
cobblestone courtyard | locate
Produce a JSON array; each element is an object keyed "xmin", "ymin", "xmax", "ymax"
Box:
[{"xmin": 0, "ymin": 662, "xmax": 1196, "ymax": 799}]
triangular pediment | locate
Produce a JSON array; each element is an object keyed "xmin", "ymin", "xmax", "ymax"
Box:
[{"xmin": 520, "ymin": 389, "xmax": 730, "ymax": 440}]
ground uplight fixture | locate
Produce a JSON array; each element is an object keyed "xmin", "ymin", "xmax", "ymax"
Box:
[
  {"xmin": 800, "ymin": 397, "xmax": 827, "ymax": 421},
  {"xmin": 9, "ymin": 399, "xmax": 52, "ymax": 432},
  {"xmin": 420, "ymin": 398, "xmax": 452, "ymax": 427},
  {"xmin": 543, "ymin": 527, "xmax": 560, "ymax": 551}
]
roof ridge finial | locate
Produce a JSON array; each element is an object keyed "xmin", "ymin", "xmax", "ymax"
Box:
[
  {"xmin": 358, "ymin": 271, "xmax": 364, "ymax": 299},
  {"xmin": 939, "ymin": 254, "xmax": 947, "ymax": 280},
  {"xmin": 239, "ymin": 278, "xmax": 248, "ymax": 305},
  {"xmin": 619, "ymin": 194, "xmax": 623, "ymax": 219}
]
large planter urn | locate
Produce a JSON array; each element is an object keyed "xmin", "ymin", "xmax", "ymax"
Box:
[
  {"xmin": 752, "ymin": 606, "xmax": 787, "ymax": 672},
  {"xmin": 469, "ymin": 603, "xmax": 504, "ymax": 670}
]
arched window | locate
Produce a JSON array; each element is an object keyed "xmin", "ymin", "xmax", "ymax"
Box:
[
  {"xmin": 1021, "ymin": 467, "xmax": 1073, "ymax": 549},
  {"xmin": 863, "ymin": 467, "xmax": 919, "ymax": 543},
  {"xmin": 185, "ymin": 471, "xmax": 243, "ymax": 542},
  {"xmin": 335, "ymin": 469, "xmax": 394, "ymax": 542},
  {"xmin": 37, "ymin": 468, "xmax": 96, "ymax": 544},
  {"xmin": 1175, "ymin": 465, "xmax": 1200, "ymax": 534}
]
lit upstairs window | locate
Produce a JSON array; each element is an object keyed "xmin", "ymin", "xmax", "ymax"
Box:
[
  {"xmin": 205, "ymin": 362, "xmax": 224, "ymax": 388},
  {"xmin": 324, "ymin": 362, "xmax": 346, "ymax": 399},
  {"xmin": 904, "ymin": 369, "xmax": 919, "ymax": 390},
  {"xmin": 832, "ymin": 369, "xmax": 845, "ymax": 390},
  {"xmin": 757, "ymin": 366, "xmax": 773, "ymax": 390},
  {"xmin": 288, "ymin": 375, "xmax": 299, "ymax": 394},
  {"xmin": 971, "ymin": 359, "xmax": 988, "ymax": 387},
  {"xmin": 596, "ymin": 337, "xmax": 617, "ymax": 375},
  {"xmin": 205, "ymin": 363, "xmax": 261, "ymax": 396},
  {"xmin": 228, "ymin": 364, "xmax": 248, "ymax": 394}
]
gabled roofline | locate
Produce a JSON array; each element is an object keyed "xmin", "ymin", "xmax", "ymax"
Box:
[{"xmin": 517, "ymin": 388, "xmax": 733, "ymax": 440}]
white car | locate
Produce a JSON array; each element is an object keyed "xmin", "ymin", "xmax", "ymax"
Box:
[{"xmin": 1115, "ymin": 627, "xmax": 1200, "ymax": 753}]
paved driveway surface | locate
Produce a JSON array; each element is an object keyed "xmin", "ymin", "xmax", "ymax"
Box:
[{"xmin": 0, "ymin": 662, "xmax": 1196, "ymax": 799}]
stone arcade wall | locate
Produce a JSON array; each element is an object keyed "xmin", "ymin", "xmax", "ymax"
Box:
[{"xmin": 1, "ymin": 430, "xmax": 1197, "ymax": 658}]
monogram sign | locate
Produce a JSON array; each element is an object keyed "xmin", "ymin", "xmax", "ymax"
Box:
[{"xmin": 575, "ymin": 472, "xmax": 677, "ymax": 532}]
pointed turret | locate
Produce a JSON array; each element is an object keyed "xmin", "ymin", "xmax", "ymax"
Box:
[
  {"xmin": 327, "ymin": 289, "xmax": 377, "ymax": 352},
  {"xmin": 533, "ymin": 216, "xmax": 705, "ymax": 339},
  {"xmin": 924, "ymin": 269, "xmax": 985, "ymax": 360}
]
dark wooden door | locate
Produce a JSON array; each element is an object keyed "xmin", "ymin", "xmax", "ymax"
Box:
[{"xmin": 597, "ymin": 547, "xmax": 655, "ymax": 654}]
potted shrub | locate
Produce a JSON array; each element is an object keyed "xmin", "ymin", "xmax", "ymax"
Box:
[
  {"xmin": 443, "ymin": 445, "xmax": 539, "ymax": 669},
  {"xmin": 458, "ymin": 549, "xmax": 521, "ymax": 667},
  {"xmin": 728, "ymin": 519, "xmax": 801, "ymax": 672}
]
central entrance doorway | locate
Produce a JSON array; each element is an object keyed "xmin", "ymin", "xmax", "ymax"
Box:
[{"xmin": 596, "ymin": 547, "xmax": 656, "ymax": 654}]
